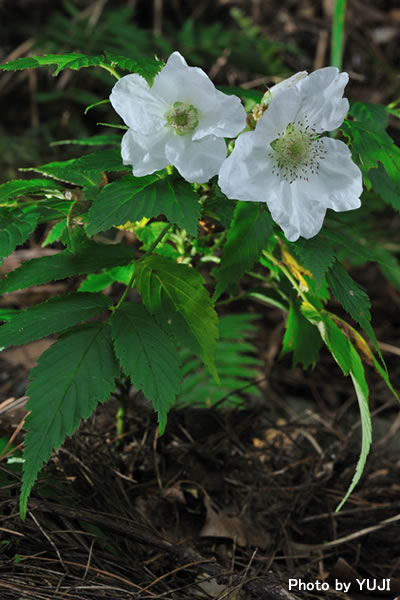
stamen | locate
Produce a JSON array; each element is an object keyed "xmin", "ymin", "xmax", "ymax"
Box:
[
  {"xmin": 166, "ymin": 101, "xmax": 199, "ymax": 136},
  {"xmin": 269, "ymin": 119, "xmax": 326, "ymax": 183}
]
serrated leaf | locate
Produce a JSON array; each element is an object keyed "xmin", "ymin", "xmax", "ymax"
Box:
[
  {"xmin": 327, "ymin": 262, "xmax": 374, "ymax": 343},
  {"xmin": 61, "ymin": 54, "xmax": 104, "ymax": 73},
  {"xmin": 0, "ymin": 210, "xmax": 39, "ymax": 266},
  {"xmin": 300, "ymin": 304, "xmax": 372, "ymax": 508},
  {"xmin": 87, "ymin": 176, "xmax": 200, "ymax": 237},
  {"xmin": 135, "ymin": 255, "xmax": 219, "ymax": 379},
  {"xmin": 0, "ymin": 292, "xmax": 111, "ymax": 350},
  {"xmin": 0, "ymin": 53, "xmax": 93, "ymax": 74},
  {"xmin": 104, "ymin": 52, "xmax": 163, "ymax": 84},
  {"xmin": 20, "ymin": 323, "xmax": 119, "ymax": 517},
  {"xmin": 42, "ymin": 219, "xmax": 67, "ymax": 247},
  {"xmin": 369, "ymin": 162, "xmax": 400, "ymax": 211},
  {"xmin": 202, "ymin": 186, "xmax": 236, "ymax": 228},
  {"xmin": 136, "ymin": 222, "xmax": 179, "ymax": 260},
  {"xmin": 79, "ymin": 265, "xmax": 135, "ymax": 292},
  {"xmin": 341, "ymin": 102, "xmax": 400, "ymax": 201},
  {"xmin": 0, "ymin": 179, "xmax": 62, "ymax": 202},
  {"xmin": 51, "ymin": 134, "xmax": 121, "ymax": 147},
  {"xmin": 336, "ymin": 346, "xmax": 372, "ymax": 511},
  {"xmin": 300, "ymin": 302, "xmax": 353, "ymax": 372},
  {"xmin": 213, "ymin": 201, "xmax": 273, "ymax": 301},
  {"xmin": 281, "ymin": 301, "xmax": 322, "ymax": 368},
  {"xmin": 290, "ymin": 236, "xmax": 335, "ymax": 288},
  {"xmin": 21, "ymin": 150, "xmax": 126, "ymax": 186},
  {"xmin": 111, "ymin": 303, "xmax": 181, "ymax": 431},
  {"xmin": 0, "ymin": 241, "xmax": 133, "ymax": 294}
]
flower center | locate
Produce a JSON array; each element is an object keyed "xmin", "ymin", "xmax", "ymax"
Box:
[
  {"xmin": 166, "ymin": 102, "xmax": 199, "ymax": 136},
  {"xmin": 269, "ymin": 120, "xmax": 326, "ymax": 183}
]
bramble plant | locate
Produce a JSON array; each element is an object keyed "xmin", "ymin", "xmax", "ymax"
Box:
[{"xmin": 0, "ymin": 49, "xmax": 399, "ymax": 519}]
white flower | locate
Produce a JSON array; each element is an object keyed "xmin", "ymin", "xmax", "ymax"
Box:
[
  {"xmin": 110, "ymin": 51, "xmax": 246, "ymax": 184},
  {"xmin": 218, "ymin": 67, "xmax": 363, "ymax": 242}
]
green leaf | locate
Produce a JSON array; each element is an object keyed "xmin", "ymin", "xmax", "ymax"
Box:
[
  {"xmin": 0, "ymin": 53, "xmax": 100, "ymax": 75},
  {"xmin": 0, "ymin": 211, "xmax": 39, "ymax": 266},
  {"xmin": 0, "ymin": 53, "xmax": 129, "ymax": 78},
  {"xmin": 0, "ymin": 179, "xmax": 62, "ymax": 202},
  {"xmin": 111, "ymin": 303, "xmax": 181, "ymax": 431},
  {"xmin": 79, "ymin": 265, "xmax": 135, "ymax": 292},
  {"xmin": 341, "ymin": 102, "xmax": 400, "ymax": 203},
  {"xmin": 213, "ymin": 201, "xmax": 273, "ymax": 301},
  {"xmin": 0, "ymin": 292, "xmax": 112, "ymax": 350},
  {"xmin": 300, "ymin": 302, "xmax": 353, "ymax": 372},
  {"xmin": 21, "ymin": 150, "xmax": 126, "ymax": 186},
  {"xmin": 86, "ymin": 176, "xmax": 200, "ymax": 237},
  {"xmin": 178, "ymin": 313, "xmax": 262, "ymax": 407},
  {"xmin": 290, "ymin": 236, "xmax": 335, "ymax": 288},
  {"xmin": 327, "ymin": 262, "xmax": 372, "ymax": 339},
  {"xmin": 369, "ymin": 163, "xmax": 400, "ymax": 211},
  {"xmin": 51, "ymin": 134, "xmax": 121, "ymax": 147},
  {"xmin": 136, "ymin": 222, "xmax": 179, "ymax": 260},
  {"xmin": 104, "ymin": 52, "xmax": 163, "ymax": 84},
  {"xmin": 0, "ymin": 241, "xmax": 133, "ymax": 294},
  {"xmin": 202, "ymin": 187, "xmax": 236, "ymax": 228},
  {"xmin": 281, "ymin": 301, "xmax": 322, "ymax": 368},
  {"xmin": 135, "ymin": 255, "xmax": 219, "ymax": 379},
  {"xmin": 336, "ymin": 346, "xmax": 372, "ymax": 511},
  {"xmin": 300, "ymin": 304, "xmax": 372, "ymax": 509},
  {"xmin": 42, "ymin": 219, "xmax": 67, "ymax": 247},
  {"xmin": 20, "ymin": 323, "xmax": 119, "ymax": 518}
]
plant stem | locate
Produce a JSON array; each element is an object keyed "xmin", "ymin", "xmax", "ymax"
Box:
[
  {"xmin": 331, "ymin": 0, "xmax": 347, "ymax": 70},
  {"xmin": 99, "ymin": 63, "xmax": 121, "ymax": 80}
]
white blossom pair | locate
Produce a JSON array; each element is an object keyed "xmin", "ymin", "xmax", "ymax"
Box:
[{"xmin": 110, "ymin": 52, "xmax": 362, "ymax": 242}]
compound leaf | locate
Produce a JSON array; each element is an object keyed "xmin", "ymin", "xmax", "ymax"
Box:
[
  {"xmin": 0, "ymin": 241, "xmax": 133, "ymax": 294},
  {"xmin": 0, "ymin": 210, "xmax": 39, "ymax": 266},
  {"xmin": 20, "ymin": 323, "xmax": 119, "ymax": 518},
  {"xmin": 213, "ymin": 201, "xmax": 273, "ymax": 301},
  {"xmin": 0, "ymin": 179, "xmax": 62, "ymax": 202},
  {"xmin": 87, "ymin": 176, "xmax": 200, "ymax": 237},
  {"xmin": 21, "ymin": 150, "xmax": 126, "ymax": 186},
  {"xmin": 337, "ymin": 346, "xmax": 372, "ymax": 511},
  {"xmin": 0, "ymin": 292, "xmax": 112, "ymax": 350},
  {"xmin": 135, "ymin": 255, "xmax": 219, "ymax": 379},
  {"xmin": 104, "ymin": 52, "xmax": 163, "ymax": 84},
  {"xmin": 281, "ymin": 301, "xmax": 322, "ymax": 368},
  {"xmin": 111, "ymin": 303, "xmax": 181, "ymax": 432},
  {"xmin": 290, "ymin": 235, "xmax": 335, "ymax": 288}
]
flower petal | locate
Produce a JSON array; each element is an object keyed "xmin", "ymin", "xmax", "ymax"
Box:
[
  {"xmin": 110, "ymin": 74, "xmax": 167, "ymax": 134},
  {"xmin": 266, "ymin": 181, "xmax": 327, "ymax": 241},
  {"xmin": 305, "ymin": 137, "xmax": 363, "ymax": 211},
  {"xmin": 266, "ymin": 71, "xmax": 308, "ymax": 102},
  {"xmin": 218, "ymin": 132, "xmax": 274, "ymax": 202},
  {"xmin": 258, "ymin": 87, "xmax": 303, "ymax": 142},
  {"xmin": 165, "ymin": 134, "xmax": 227, "ymax": 183},
  {"xmin": 152, "ymin": 51, "xmax": 216, "ymax": 111},
  {"xmin": 121, "ymin": 129, "xmax": 170, "ymax": 177},
  {"xmin": 296, "ymin": 67, "xmax": 349, "ymax": 131},
  {"xmin": 193, "ymin": 90, "xmax": 246, "ymax": 139}
]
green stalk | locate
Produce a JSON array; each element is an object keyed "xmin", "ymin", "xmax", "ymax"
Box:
[{"xmin": 331, "ymin": 0, "xmax": 347, "ymax": 69}]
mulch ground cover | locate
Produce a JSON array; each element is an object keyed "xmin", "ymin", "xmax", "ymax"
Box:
[{"xmin": 1, "ymin": 0, "xmax": 400, "ymax": 598}]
